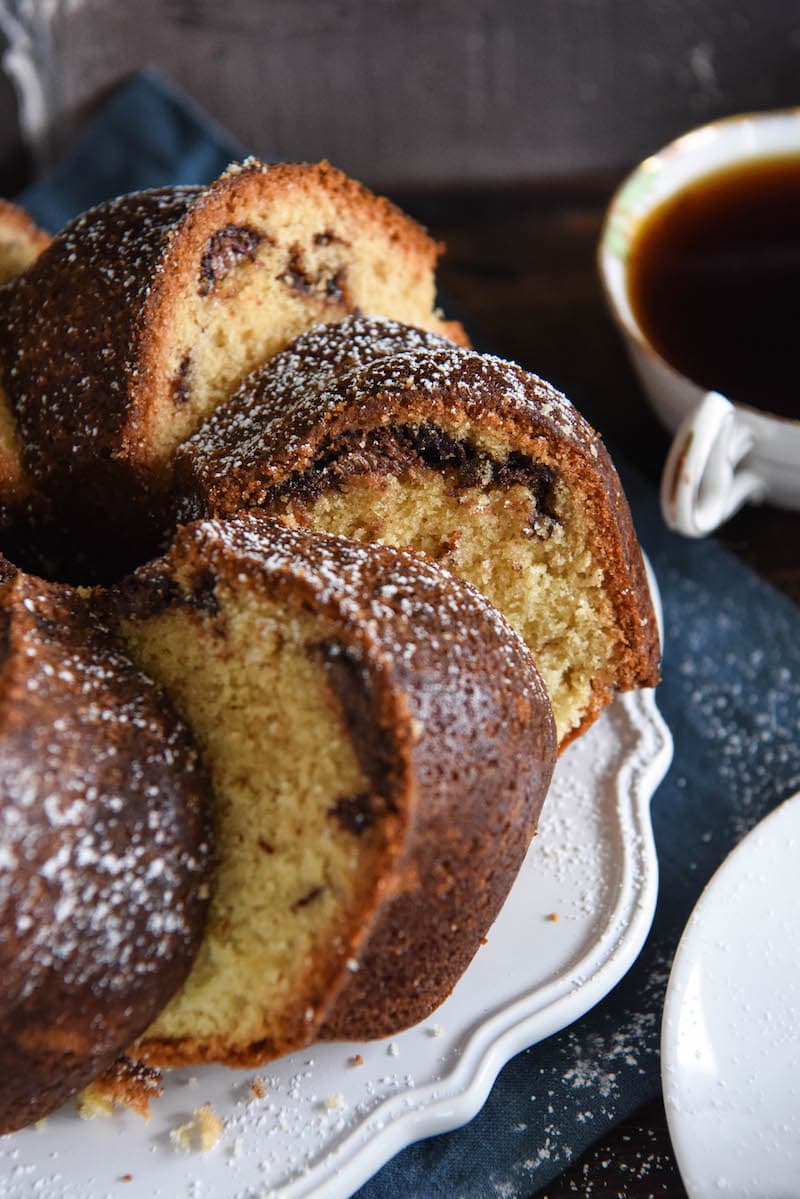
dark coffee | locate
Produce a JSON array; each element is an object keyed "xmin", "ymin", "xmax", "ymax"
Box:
[{"xmin": 627, "ymin": 153, "xmax": 800, "ymax": 419}]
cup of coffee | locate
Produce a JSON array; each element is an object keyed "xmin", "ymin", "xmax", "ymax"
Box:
[{"xmin": 598, "ymin": 109, "xmax": 800, "ymax": 537}]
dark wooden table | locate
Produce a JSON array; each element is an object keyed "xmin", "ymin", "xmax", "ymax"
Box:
[{"xmin": 399, "ymin": 179, "xmax": 800, "ymax": 1197}]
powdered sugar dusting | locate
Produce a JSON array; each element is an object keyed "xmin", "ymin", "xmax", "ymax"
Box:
[
  {"xmin": 0, "ymin": 570, "xmax": 212, "ymax": 1124},
  {"xmin": 5, "ymin": 187, "xmax": 201, "ymax": 485},
  {"xmin": 178, "ymin": 313, "xmax": 599, "ymax": 511},
  {"xmin": 0, "ymin": 678, "xmax": 669, "ymax": 1198},
  {"xmin": 665, "ymin": 569, "xmax": 800, "ymax": 840},
  {"xmin": 166, "ymin": 514, "xmax": 552, "ymax": 709}
]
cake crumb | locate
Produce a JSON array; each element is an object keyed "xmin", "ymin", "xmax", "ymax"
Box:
[
  {"xmin": 387, "ymin": 1041, "xmax": 400, "ymax": 1057},
  {"xmin": 77, "ymin": 1057, "xmax": 163, "ymax": 1121},
  {"xmin": 323, "ymin": 1093, "xmax": 345, "ymax": 1110},
  {"xmin": 546, "ymin": 911, "xmax": 560, "ymax": 922},
  {"xmin": 170, "ymin": 1103, "xmax": 224, "ymax": 1152},
  {"xmin": 248, "ymin": 1076, "xmax": 267, "ymax": 1101},
  {"xmin": 34, "ymin": 1117, "xmax": 48, "ymax": 1132},
  {"xmin": 349, "ymin": 1054, "xmax": 364, "ymax": 1067},
  {"xmin": 77, "ymin": 1089, "xmax": 114, "ymax": 1120},
  {"xmin": 118, "ymin": 1175, "xmax": 133, "ymax": 1183},
  {"xmin": 428, "ymin": 1023, "xmax": 444, "ymax": 1038}
]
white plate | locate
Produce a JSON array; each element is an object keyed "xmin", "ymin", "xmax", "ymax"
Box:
[
  {"xmin": 1, "ymin": 568, "xmax": 672, "ymax": 1199},
  {"xmin": 662, "ymin": 790, "xmax": 800, "ymax": 1199}
]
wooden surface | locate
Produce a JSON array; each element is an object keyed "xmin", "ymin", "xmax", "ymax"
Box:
[
  {"xmin": 402, "ymin": 179, "xmax": 800, "ymax": 1196},
  {"xmin": 53, "ymin": 0, "xmax": 800, "ymax": 189},
  {"xmin": 5, "ymin": 1, "xmax": 800, "ymax": 190}
]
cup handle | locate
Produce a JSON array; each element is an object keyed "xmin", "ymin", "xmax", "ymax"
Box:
[{"xmin": 660, "ymin": 391, "xmax": 766, "ymax": 537}]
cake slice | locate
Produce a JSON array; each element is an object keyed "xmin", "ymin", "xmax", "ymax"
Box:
[
  {"xmin": 107, "ymin": 515, "xmax": 556, "ymax": 1065},
  {"xmin": 1, "ymin": 161, "xmax": 465, "ymax": 575},
  {"xmin": 0, "ymin": 562, "xmax": 212, "ymax": 1132},
  {"xmin": 176, "ymin": 315, "xmax": 660, "ymax": 746}
]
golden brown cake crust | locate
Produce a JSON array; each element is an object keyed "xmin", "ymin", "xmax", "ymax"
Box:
[
  {"xmin": 77, "ymin": 1056, "xmax": 163, "ymax": 1121},
  {"xmin": 0, "ymin": 568, "xmax": 213, "ymax": 1132},
  {"xmin": 113, "ymin": 515, "xmax": 556, "ymax": 1059},
  {"xmin": 0, "ymin": 187, "xmax": 202, "ymax": 572},
  {"xmin": 176, "ymin": 315, "xmax": 660, "ymax": 738},
  {"xmin": 5, "ymin": 187, "xmax": 199, "ymax": 483}
]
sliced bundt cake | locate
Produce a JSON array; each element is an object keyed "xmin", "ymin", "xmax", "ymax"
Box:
[
  {"xmin": 0, "ymin": 202, "xmax": 49, "ymax": 520},
  {"xmin": 106, "ymin": 515, "xmax": 556, "ymax": 1065},
  {"xmin": 176, "ymin": 315, "xmax": 660, "ymax": 746},
  {"xmin": 0, "ymin": 562, "xmax": 212, "ymax": 1133},
  {"xmin": 0, "ymin": 161, "xmax": 465, "ymax": 575}
]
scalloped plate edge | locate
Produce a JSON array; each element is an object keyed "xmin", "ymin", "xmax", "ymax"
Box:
[{"xmin": 283, "ymin": 562, "xmax": 673, "ymax": 1199}]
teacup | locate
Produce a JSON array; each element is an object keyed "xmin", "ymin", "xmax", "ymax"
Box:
[{"xmin": 598, "ymin": 109, "xmax": 800, "ymax": 537}]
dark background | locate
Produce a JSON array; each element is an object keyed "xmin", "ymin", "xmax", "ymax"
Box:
[{"xmin": 2, "ymin": 0, "xmax": 800, "ymax": 196}]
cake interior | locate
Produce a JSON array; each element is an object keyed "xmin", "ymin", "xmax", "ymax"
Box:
[
  {"xmin": 0, "ymin": 232, "xmax": 43, "ymax": 283},
  {"xmin": 120, "ymin": 584, "xmax": 395, "ymax": 1065},
  {"xmin": 276, "ymin": 462, "xmax": 619, "ymax": 743},
  {"xmin": 149, "ymin": 185, "xmax": 446, "ymax": 463}
]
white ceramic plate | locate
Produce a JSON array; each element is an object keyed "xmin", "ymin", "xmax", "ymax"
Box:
[
  {"xmin": 1, "ymin": 573, "xmax": 672, "ymax": 1199},
  {"xmin": 662, "ymin": 790, "xmax": 800, "ymax": 1199}
]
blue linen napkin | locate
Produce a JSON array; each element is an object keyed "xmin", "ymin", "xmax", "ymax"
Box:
[{"xmin": 17, "ymin": 68, "xmax": 800, "ymax": 1199}]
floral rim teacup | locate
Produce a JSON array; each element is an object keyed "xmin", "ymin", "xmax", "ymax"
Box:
[{"xmin": 598, "ymin": 109, "xmax": 800, "ymax": 538}]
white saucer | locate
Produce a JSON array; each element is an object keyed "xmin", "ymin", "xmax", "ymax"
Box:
[{"xmin": 661, "ymin": 790, "xmax": 800, "ymax": 1199}]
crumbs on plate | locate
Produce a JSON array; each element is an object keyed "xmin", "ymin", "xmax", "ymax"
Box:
[{"xmin": 170, "ymin": 1103, "xmax": 224, "ymax": 1152}]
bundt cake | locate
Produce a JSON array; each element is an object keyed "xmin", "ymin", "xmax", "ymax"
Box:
[
  {"xmin": 175, "ymin": 314, "xmax": 660, "ymax": 745},
  {"xmin": 0, "ymin": 161, "xmax": 466, "ymax": 575},
  {"xmin": 0, "ymin": 169, "xmax": 660, "ymax": 1132},
  {"xmin": 0, "ymin": 561, "xmax": 212, "ymax": 1133},
  {"xmin": 103, "ymin": 514, "xmax": 556, "ymax": 1065},
  {"xmin": 0, "ymin": 202, "xmax": 49, "ymax": 522}
]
